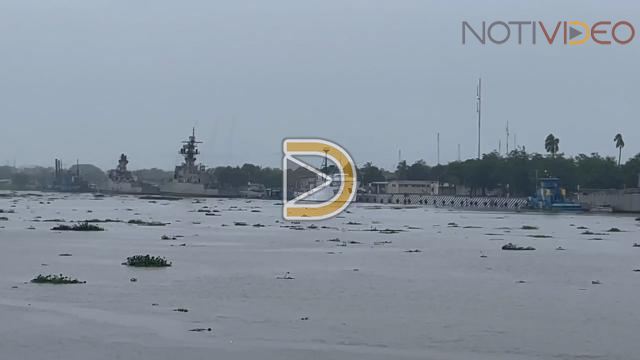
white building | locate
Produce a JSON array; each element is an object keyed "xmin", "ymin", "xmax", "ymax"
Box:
[{"xmin": 385, "ymin": 180, "xmax": 439, "ymax": 195}]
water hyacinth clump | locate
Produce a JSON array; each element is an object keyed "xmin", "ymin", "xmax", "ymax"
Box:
[
  {"xmin": 125, "ymin": 255, "xmax": 172, "ymax": 267},
  {"xmin": 31, "ymin": 274, "xmax": 86, "ymax": 284},
  {"xmin": 521, "ymin": 225, "xmax": 539, "ymax": 230},
  {"xmin": 51, "ymin": 222, "xmax": 105, "ymax": 231},
  {"xmin": 128, "ymin": 219, "xmax": 167, "ymax": 226}
]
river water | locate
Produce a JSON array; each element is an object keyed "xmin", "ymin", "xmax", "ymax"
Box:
[{"xmin": 1, "ymin": 192, "xmax": 639, "ymax": 359}]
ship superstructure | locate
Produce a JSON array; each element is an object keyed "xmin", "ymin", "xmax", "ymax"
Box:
[
  {"xmin": 108, "ymin": 154, "xmax": 136, "ymax": 183},
  {"xmin": 100, "ymin": 154, "xmax": 159, "ymax": 194},
  {"xmin": 159, "ymin": 129, "xmax": 219, "ymax": 197},
  {"xmin": 173, "ymin": 128, "xmax": 207, "ymax": 184}
]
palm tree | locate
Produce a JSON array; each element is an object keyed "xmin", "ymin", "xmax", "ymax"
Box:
[
  {"xmin": 545, "ymin": 134, "xmax": 559, "ymax": 158},
  {"xmin": 614, "ymin": 133, "xmax": 625, "ymax": 166}
]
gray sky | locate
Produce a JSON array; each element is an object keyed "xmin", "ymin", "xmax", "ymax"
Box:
[{"xmin": 0, "ymin": 0, "xmax": 638, "ymax": 170}]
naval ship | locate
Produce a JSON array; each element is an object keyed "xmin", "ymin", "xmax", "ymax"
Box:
[
  {"xmin": 99, "ymin": 154, "xmax": 159, "ymax": 195},
  {"xmin": 159, "ymin": 129, "xmax": 220, "ymax": 197}
]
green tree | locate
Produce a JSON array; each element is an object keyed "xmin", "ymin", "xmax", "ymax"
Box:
[
  {"xmin": 614, "ymin": 133, "xmax": 625, "ymax": 166},
  {"xmin": 407, "ymin": 160, "xmax": 431, "ymax": 180},
  {"xmin": 395, "ymin": 160, "xmax": 409, "ymax": 180},
  {"xmin": 545, "ymin": 134, "xmax": 559, "ymax": 158},
  {"xmin": 359, "ymin": 162, "xmax": 386, "ymax": 185}
]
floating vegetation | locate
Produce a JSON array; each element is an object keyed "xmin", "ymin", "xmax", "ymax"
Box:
[
  {"xmin": 556, "ymin": 246, "xmax": 566, "ymax": 251},
  {"xmin": 607, "ymin": 227, "xmax": 622, "ymax": 232},
  {"xmin": 252, "ymin": 223, "xmax": 265, "ymax": 227},
  {"xmin": 84, "ymin": 218, "xmax": 122, "ymax": 223},
  {"xmin": 189, "ymin": 328, "xmax": 212, "ymax": 332},
  {"xmin": 124, "ymin": 255, "xmax": 172, "ymax": 267},
  {"xmin": 31, "ymin": 274, "xmax": 85, "ymax": 284},
  {"xmin": 321, "ymin": 225, "xmax": 339, "ymax": 230},
  {"xmin": 276, "ymin": 272, "xmax": 295, "ymax": 280},
  {"xmin": 527, "ymin": 234, "xmax": 553, "ymax": 239},
  {"xmin": 633, "ymin": 243, "xmax": 640, "ymax": 248},
  {"xmin": 447, "ymin": 222, "xmax": 458, "ymax": 227},
  {"xmin": 463, "ymin": 226, "xmax": 483, "ymax": 229},
  {"xmin": 378, "ymin": 229, "xmax": 402, "ymax": 234},
  {"xmin": 51, "ymin": 222, "xmax": 104, "ymax": 231},
  {"xmin": 502, "ymin": 243, "xmax": 535, "ymax": 251},
  {"xmin": 233, "ymin": 221, "xmax": 248, "ymax": 226},
  {"xmin": 404, "ymin": 249, "xmax": 422, "ymax": 253},
  {"xmin": 326, "ymin": 238, "xmax": 341, "ymax": 242},
  {"xmin": 173, "ymin": 308, "xmax": 189, "ymax": 312},
  {"xmin": 521, "ymin": 225, "xmax": 539, "ymax": 230},
  {"xmin": 0, "ymin": 216, "xmax": 8, "ymax": 221},
  {"xmin": 161, "ymin": 235, "xmax": 177, "ymax": 240},
  {"xmin": 577, "ymin": 226, "xmax": 588, "ymax": 230},
  {"xmin": 58, "ymin": 253, "xmax": 72, "ymax": 257},
  {"xmin": 128, "ymin": 219, "xmax": 167, "ymax": 226},
  {"xmin": 373, "ymin": 240, "xmax": 393, "ymax": 245},
  {"xmin": 592, "ymin": 280, "xmax": 601, "ymax": 285},
  {"xmin": 348, "ymin": 240, "xmax": 362, "ymax": 244},
  {"xmin": 346, "ymin": 221, "xmax": 362, "ymax": 225}
]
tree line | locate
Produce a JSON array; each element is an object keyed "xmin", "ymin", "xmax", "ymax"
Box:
[
  {"xmin": 1, "ymin": 134, "xmax": 635, "ymax": 196},
  {"xmin": 360, "ymin": 133, "xmax": 636, "ymax": 196}
]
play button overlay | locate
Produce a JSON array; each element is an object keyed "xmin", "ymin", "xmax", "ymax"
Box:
[
  {"xmin": 569, "ymin": 26, "xmax": 582, "ymax": 40},
  {"xmin": 282, "ymin": 139, "xmax": 357, "ymax": 221},
  {"xmin": 568, "ymin": 21, "xmax": 590, "ymax": 45}
]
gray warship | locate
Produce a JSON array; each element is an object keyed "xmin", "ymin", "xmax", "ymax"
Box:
[
  {"xmin": 159, "ymin": 129, "xmax": 220, "ymax": 197},
  {"xmin": 100, "ymin": 154, "xmax": 159, "ymax": 195}
]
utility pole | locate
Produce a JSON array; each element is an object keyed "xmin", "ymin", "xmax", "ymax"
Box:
[
  {"xmin": 506, "ymin": 121, "xmax": 510, "ymax": 155},
  {"xmin": 476, "ymin": 77, "xmax": 482, "ymax": 159},
  {"xmin": 437, "ymin": 132, "xmax": 440, "ymax": 165}
]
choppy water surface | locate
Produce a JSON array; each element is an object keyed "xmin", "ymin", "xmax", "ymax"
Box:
[{"xmin": 1, "ymin": 192, "xmax": 639, "ymax": 359}]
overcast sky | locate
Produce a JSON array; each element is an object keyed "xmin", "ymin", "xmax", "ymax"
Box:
[{"xmin": 0, "ymin": 0, "xmax": 638, "ymax": 170}]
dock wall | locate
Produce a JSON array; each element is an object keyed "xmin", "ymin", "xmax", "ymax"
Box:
[{"xmin": 357, "ymin": 194, "xmax": 529, "ymax": 210}]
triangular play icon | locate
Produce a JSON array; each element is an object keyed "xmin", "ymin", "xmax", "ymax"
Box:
[{"xmin": 569, "ymin": 26, "xmax": 582, "ymax": 40}]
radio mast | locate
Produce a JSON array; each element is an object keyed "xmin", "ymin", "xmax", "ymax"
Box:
[{"xmin": 476, "ymin": 78, "xmax": 482, "ymax": 159}]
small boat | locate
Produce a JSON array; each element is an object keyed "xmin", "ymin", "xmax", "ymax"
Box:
[{"xmin": 528, "ymin": 177, "xmax": 584, "ymax": 212}]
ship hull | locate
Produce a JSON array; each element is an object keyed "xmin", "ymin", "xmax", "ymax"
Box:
[
  {"xmin": 159, "ymin": 182, "xmax": 220, "ymax": 197},
  {"xmin": 98, "ymin": 181, "xmax": 159, "ymax": 195}
]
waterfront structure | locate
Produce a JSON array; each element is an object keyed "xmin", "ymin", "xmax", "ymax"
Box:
[{"xmin": 385, "ymin": 180, "xmax": 439, "ymax": 195}]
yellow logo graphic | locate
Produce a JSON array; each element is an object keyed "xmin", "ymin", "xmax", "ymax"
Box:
[{"xmin": 282, "ymin": 139, "xmax": 357, "ymax": 221}]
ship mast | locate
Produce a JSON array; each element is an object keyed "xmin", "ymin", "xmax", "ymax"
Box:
[{"xmin": 180, "ymin": 127, "xmax": 202, "ymax": 169}]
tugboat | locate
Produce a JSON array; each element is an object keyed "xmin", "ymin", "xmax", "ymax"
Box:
[
  {"xmin": 100, "ymin": 154, "xmax": 159, "ymax": 195},
  {"xmin": 528, "ymin": 177, "xmax": 584, "ymax": 211},
  {"xmin": 159, "ymin": 129, "xmax": 219, "ymax": 197}
]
